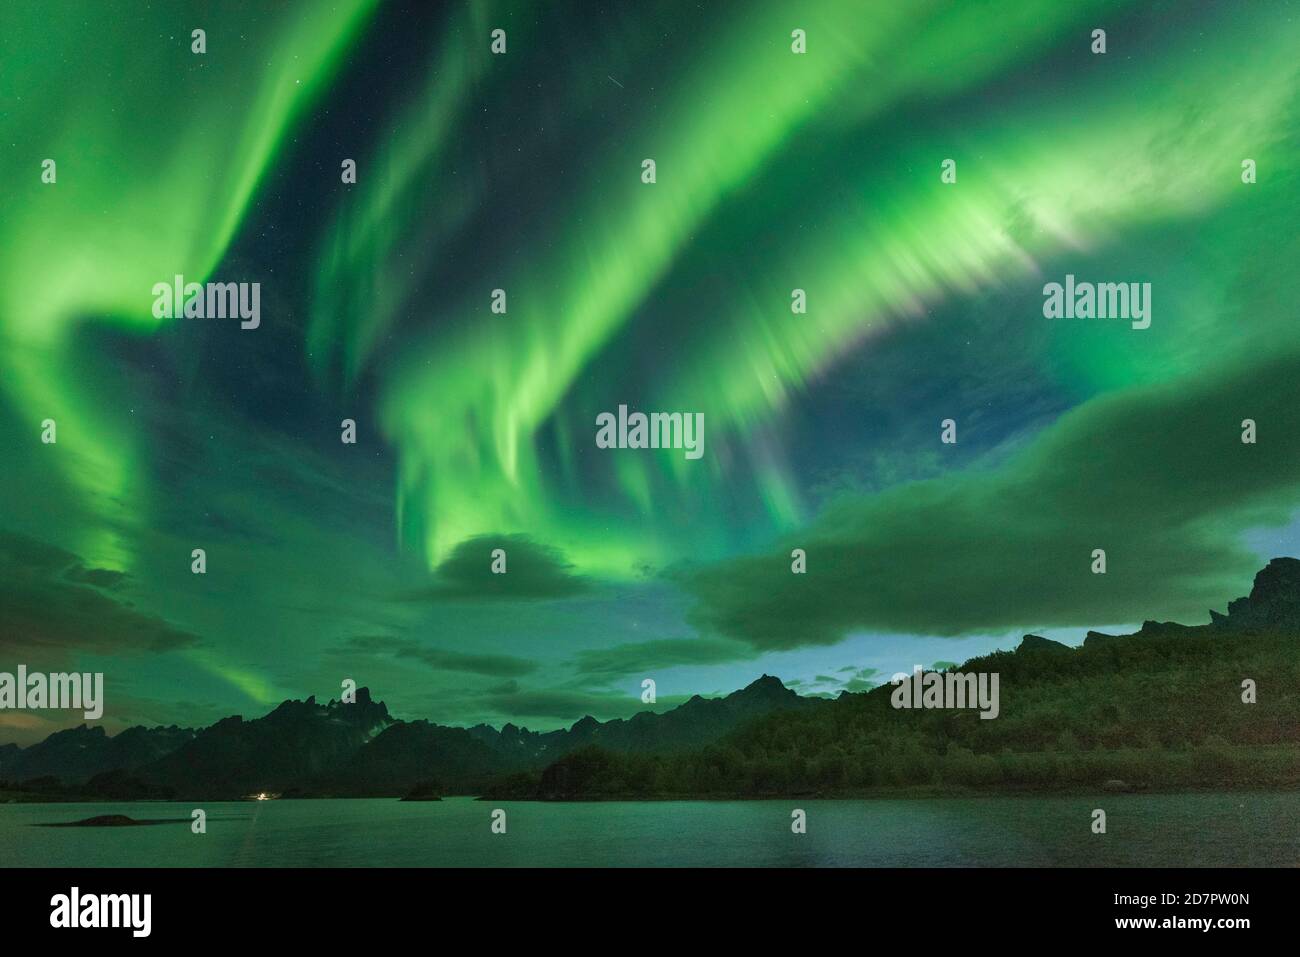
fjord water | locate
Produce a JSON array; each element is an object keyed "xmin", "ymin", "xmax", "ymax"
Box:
[{"xmin": 2, "ymin": 793, "xmax": 1296, "ymax": 867}]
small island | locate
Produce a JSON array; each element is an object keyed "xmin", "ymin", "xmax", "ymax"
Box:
[{"xmin": 36, "ymin": 814, "xmax": 187, "ymax": 828}]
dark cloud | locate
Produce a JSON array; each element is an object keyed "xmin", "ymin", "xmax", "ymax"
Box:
[
  {"xmin": 811, "ymin": 667, "xmax": 882, "ymax": 695},
  {"xmin": 797, "ymin": 668, "xmax": 882, "ymax": 696},
  {"xmin": 62, "ymin": 566, "xmax": 128, "ymax": 589},
  {"xmin": 571, "ymin": 637, "xmax": 756, "ymax": 677},
  {"xmin": 681, "ymin": 349, "xmax": 1300, "ymax": 648},
  {"xmin": 0, "ymin": 529, "xmax": 201, "ymax": 665},
  {"xmin": 399, "ymin": 534, "xmax": 590, "ymax": 602},
  {"xmin": 841, "ymin": 678, "xmax": 882, "ymax": 693},
  {"xmin": 333, "ymin": 634, "xmax": 538, "ymax": 678}
]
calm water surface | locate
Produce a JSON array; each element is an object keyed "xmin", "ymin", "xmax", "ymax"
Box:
[{"xmin": 2, "ymin": 792, "xmax": 1296, "ymax": 867}]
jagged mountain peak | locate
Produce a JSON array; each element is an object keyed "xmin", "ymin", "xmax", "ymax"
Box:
[
  {"xmin": 1216, "ymin": 556, "xmax": 1300, "ymax": 629},
  {"xmin": 1017, "ymin": 634, "xmax": 1070, "ymax": 654},
  {"xmin": 740, "ymin": 674, "xmax": 788, "ymax": 693}
]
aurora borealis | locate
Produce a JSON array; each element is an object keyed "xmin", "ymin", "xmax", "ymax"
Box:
[{"xmin": 2, "ymin": 0, "xmax": 1299, "ymax": 744}]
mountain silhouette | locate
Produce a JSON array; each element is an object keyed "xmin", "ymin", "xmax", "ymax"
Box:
[
  {"xmin": 0, "ymin": 675, "xmax": 815, "ymax": 798},
  {"xmin": 321, "ymin": 672, "xmax": 814, "ymax": 795},
  {"xmin": 140, "ymin": 689, "xmax": 392, "ymax": 796},
  {"xmin": 1214, "ymin": 557, "xmax": 1300, "ymax": 629},
  {"xmin": 1, "ymin": 724, "xmax": 193, "ymax": 785},
  {"xmin": 0, "ymin": 742, "xmax": 22, "ymax": 774},
  {"xmin": 483, "ymin": 558, "xmax": 1300, "ymax": 799},
  {"xmin": 5, "ymin": 560, "xmax": 1299, "ymax": 800}
]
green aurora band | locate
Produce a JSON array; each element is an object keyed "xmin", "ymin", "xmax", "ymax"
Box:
[{"xmin": 2, "ymin": 0, "xmax": 1299, "ymax": 733}]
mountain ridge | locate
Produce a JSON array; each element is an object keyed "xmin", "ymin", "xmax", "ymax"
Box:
[
  {"xmin": 486, "ymin": 559, "xmax": 1300, "ymax": 799},
  {"xmin": 0, "ymin": 673, "xmax": 818, "ymax": 797},
  {"xmin": 5, "ymin": 558, "xmax": 1299, "ymax": 799}
]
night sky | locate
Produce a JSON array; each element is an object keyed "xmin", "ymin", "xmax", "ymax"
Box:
[{"xmin": 2, "ymin": 0, "xmax": 1299, "ymax": 745}]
